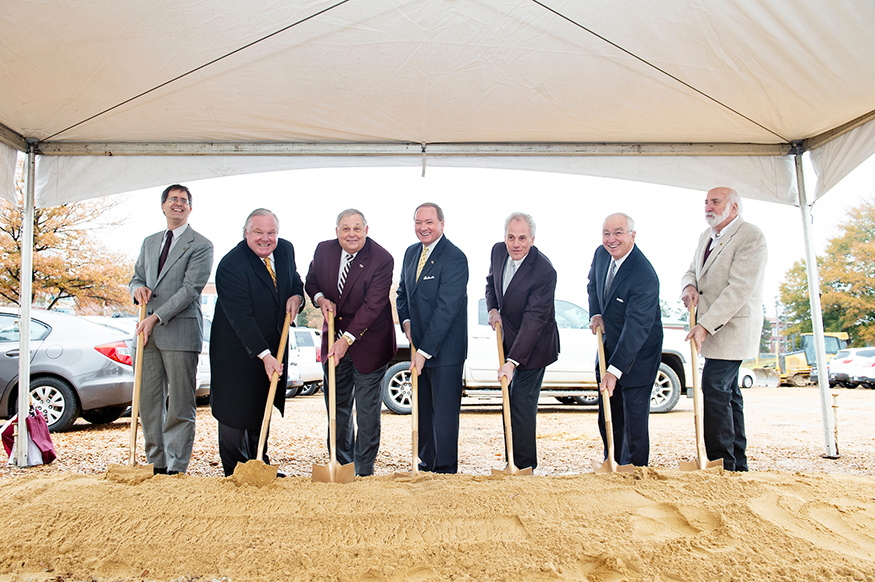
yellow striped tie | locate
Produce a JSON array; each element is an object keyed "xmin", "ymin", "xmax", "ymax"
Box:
[
  {"xmin": 415, "ymin": 245, "xmax": 428, "ymax": 281},
  {"xmin": 263, "ymin": 257, "xmax": 277, "ymax": 288}
]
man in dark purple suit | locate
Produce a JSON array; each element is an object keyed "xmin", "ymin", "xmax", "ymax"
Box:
[
  {"xmin": 305, "ymin": 209, "xmax": 396, "ymax": 476},
  {"xmin": 485, "ymin": 212, "xmax": 560, "ymax": 472}
]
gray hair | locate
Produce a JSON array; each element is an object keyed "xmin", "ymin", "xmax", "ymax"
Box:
[
  {"xmin": 726, "ymin": 188, "xmax": 744, "ymax": 214},
  {"xmin": 414, "ymin": 202, "xmax": 444, "ymax": 222},
  {"xmin": 243, "ymin": 208, "xmax": 279, "ymax": 237},
  {"xmin": 336, "ymin": 208, "xmax": 367, "ymax": 227},
  {"xmin": 604, "ymin": 212, "xmax": 635, "ymax": 232},
  {"xmin": 504, "ymin": 212, "xmax": 536, "ymax": 238}
]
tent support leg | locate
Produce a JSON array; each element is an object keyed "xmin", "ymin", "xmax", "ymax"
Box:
[
  {"xmin": 15, "ymin": 145, "xmax": 35, "ymax": 467},
  {"xmin": 794, "ymin": 152, "xmax": 838, "ymax": 458}
]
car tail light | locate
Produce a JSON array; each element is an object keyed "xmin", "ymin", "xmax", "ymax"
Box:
[
  {"xmin": 316, "ymin": 349, "xmax": 321, "ymax": 363},
  {"xmin": 95, "ymin": 341, "xmax": 133, "ymax": 366}
]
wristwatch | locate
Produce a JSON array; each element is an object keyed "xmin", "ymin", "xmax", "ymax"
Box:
[{"xmin": 344, "ymin": 335, "xmax": 354, "ymax": 346}]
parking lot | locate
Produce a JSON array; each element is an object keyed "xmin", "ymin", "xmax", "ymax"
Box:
[{"xmin": 4, "ymin": 384, "xmax": 872, "ymax": 478}]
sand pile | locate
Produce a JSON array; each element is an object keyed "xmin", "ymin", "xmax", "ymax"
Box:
[{"xmin": 0, "ymin": 468, "xmax": 873, "ymax": 582}]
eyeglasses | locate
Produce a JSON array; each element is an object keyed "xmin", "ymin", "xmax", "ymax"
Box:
[
  {"xmin": 602, "ymin": 230, "xmax": 632, "ymax": 238},
  {"xmin": 167, "ymin": 196, "xmax": 190, "ymax": 205}
]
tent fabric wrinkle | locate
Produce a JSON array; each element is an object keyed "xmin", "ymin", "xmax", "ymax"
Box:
[{"xmin": 1, "ymin": 0, "xmax": 874, "ymax": 203}]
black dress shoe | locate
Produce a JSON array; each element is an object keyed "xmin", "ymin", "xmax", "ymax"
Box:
[
  {"xmin": 167, "ymin": 470, "xmax": 181, "ymax": 475},
  {"xmin": 153, "ymin": 467, "xmax": 168, "ymax": 475}
]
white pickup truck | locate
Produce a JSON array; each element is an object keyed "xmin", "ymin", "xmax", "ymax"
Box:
[{"xmin": 380, "ymin": 298, "xmax": 694, "ymax": 414}]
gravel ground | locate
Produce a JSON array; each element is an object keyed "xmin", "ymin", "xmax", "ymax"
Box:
[{"xmin": 3, "ymin": 385, "xmax": 874, "ymax": 478}]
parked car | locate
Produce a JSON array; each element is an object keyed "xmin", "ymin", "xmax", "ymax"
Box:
[
  {"xmin": 827, "ymin": 348, "xmax": 875, "ymax": 388},
  {"xmin": 288, "ymin": 328, "xmax": 322, "ymax": 396},
  {"xmin": 845, "ymin": 348, "xmax": 875, "ymax": 388},
  {"xmin": 0, "ymin": 308, "xmax": 135, "ymax": 432},
  {"xmin": 738, "ymin": 367, "xmax": 756, "ymax": 388},
  {"xmin": 381, "ymin": 298, "xmax": 693, "ymax": 415}
]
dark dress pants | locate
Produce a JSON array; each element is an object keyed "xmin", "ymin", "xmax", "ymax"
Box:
[
  {"xmin": 217, "ymin": 422, "xmax": 270, "ymax": 477},
  {"xmin": 596, "ymin": 378, "xmax": 651, "ymax": 466},
  {"xmin": 505, "ymin": 366, "xmax": 546, "ymax": 471},
  {"xmin": 701, "ymin": 358, "xmax": 747, "ymax": 471},
  {"xmin": 324, "ymin": 354, "xmax": 387, "ymax": 477},
  {"xmin": 417, "ymin": 362, "xmax": 464, "ymax": 473}
]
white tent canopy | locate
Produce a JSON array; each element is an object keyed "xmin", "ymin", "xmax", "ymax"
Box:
[
  {"xmin": 2, "ymin": 1, "xmax": 875, "ymax": 205},
  {"xmin": 3, "ymin": 0, "xmax": 875, "ymax": 463}
]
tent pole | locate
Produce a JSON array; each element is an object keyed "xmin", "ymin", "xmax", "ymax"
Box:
[
  {"xmin": 794, "ymin": 152, "xmax": 838, "ymax": 458},
  {"xmin": 15, "ymin": 144, "xmax": 35, "ymax": 466}
]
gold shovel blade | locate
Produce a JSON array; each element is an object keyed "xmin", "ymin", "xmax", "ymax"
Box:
[
  {"xmin": 491, "ymin": 466, "xmax": 534, "ymax": 476},
  {"xmin": 679, "ymin": 458, "xmax": 724, "ymax": 471},
  {"xmin": 592, "ymin": 459, "xmax": 636, "ymax": 474},
  {"xmin": 311, "ymin": 461, "xmax": 355, "ymax": 484}
]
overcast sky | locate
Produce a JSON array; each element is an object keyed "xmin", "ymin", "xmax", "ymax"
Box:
[{"xmin": 96, "ymin": 155, "xmax": 875, "ymax": 317}]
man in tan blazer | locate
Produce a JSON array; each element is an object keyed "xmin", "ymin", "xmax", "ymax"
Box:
[{"xmin": 681, "ymin": 187, "xmax": 766, "ymax": 471}]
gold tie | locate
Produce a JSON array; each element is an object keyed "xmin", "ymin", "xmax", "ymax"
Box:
[
  {"xmin": 415, "ymin": 245, "xmax": 428, "ymax": 281},
  {"xmin": 263, "ymin": 257, "xmax": 277, "ymax": 288}
]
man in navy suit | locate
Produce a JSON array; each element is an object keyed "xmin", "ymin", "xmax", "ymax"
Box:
[
  {"xmin": 586, "ymin": 213, "xmax": 663, "ymax": 467},
  {"xmin": 396, "ymin": 203, "xmax": 468, "ymax": 473},
  {"xmin": 210, "ymin": 208, "xmax": 304, "ymax": 476},
  {"xmin": 485, "ymin": 212, "xmax": 559, "ymax": 472},
  {"xmin": 305, "ymin": 209, "xmax": 396, "ymax": 477}
]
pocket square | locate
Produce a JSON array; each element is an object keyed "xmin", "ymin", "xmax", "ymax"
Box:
[
  {"xmin": 616, "ymin": 298, "xmax": 624, "ymax": 303},
  {"xmin": 423, "ymin": 275, "xmax": 435, "ymax": 280}
]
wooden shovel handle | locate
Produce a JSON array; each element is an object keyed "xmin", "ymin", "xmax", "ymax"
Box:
[
  {"xmin": 257, "ymin": 310, "xmax": 292, "ymax": 462},
  {"xmin": 129, "ymin": 303, "xmax": 147, "ymax": 466}
]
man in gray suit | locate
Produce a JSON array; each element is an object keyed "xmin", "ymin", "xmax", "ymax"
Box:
[
  {"xmin": 129, "ymin": 184, "xmax": 213, "ymax": 475},
  {"xmin": 681, "ymin": 186, "xmax": 766, "ymax": 472}
]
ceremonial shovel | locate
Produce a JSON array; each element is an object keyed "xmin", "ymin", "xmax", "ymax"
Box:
[
  {"xmin": 679, "ymin": 305, "xmax": 723, "ymax": 471},
  {"xmin": 491, "ymin": 322, "xmax": 533, "ymax": 476},
  {"xmin": 312, "ymin": 311, "xmax": 355, "ymax": 483},
  {"xmin": 591, "ymin": 327, "xmax": 634, "ymax": 474},
  {"xmin": 106, "ymin": 303, "xmax": 154, "ymax": 480},
  {"xmin": 394, "ymin": 345, "xmax": 420, "ymax": 477},
  {"xmin": 232, "ymin": 310, "xmax": 292, "ymax": 483}
]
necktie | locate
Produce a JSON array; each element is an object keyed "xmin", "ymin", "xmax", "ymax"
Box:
[
  {"xmin": 703, "ymin": 240, "xmax": 714, "ymax": 265},
  {"xmin": 263, "ymin": 257, "xmax": 277, "ymax": 288},
  {"xmin": 338, "ymin": 253, "xmax": 353, "ymax": 296},
  {"xmin": 604, "ymin": 260, "xmax": 616, "ymax": 301},
  {"xmin": 502, "ymin": 259, "xmax": 516, "ymax": 294},
  {"xmin": 415, "ymin": 245, "xmax": 428, "ymax": 281},
  {"xmin": 157, "ymin": 230, "xmax": 173, "ymax": 275}
]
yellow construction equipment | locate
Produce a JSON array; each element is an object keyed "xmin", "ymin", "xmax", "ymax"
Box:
[{"xmin": 750, "ymin": 332, "xmax": 848, "ymax": 387}]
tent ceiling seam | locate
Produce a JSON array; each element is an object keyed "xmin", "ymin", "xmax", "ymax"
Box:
[
  {"xmin": 529, "ymin": 0, "xmax": 790, "ymax": 143},
  {"xmin": 40, "ymin": 0, "xmax": 354, "ymax": 143},
  {"xmin": 35, "ymin": 142, "xmax": 791, "ymax": 156}
]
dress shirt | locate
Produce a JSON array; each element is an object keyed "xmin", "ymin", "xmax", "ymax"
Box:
[
  {"xmin": 591, "ymin": 245, "xmax": 634, "ymax": 380},
  {"xmin": 403, "ymin": 235, "xmax": 443, "ymax": 360},
  {"xmin": 503, "ymin": 252, "xmax": 528, "ymax": 368},
  {"xmin": 314, "ymin": 250, "xmax": 359, "ymax": 346}
]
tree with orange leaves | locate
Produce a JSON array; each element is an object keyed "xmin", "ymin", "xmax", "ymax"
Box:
[
  {"xmin": 780, "ymin": 197, "xmax": 875, "ymax": 346},
  {"xmin": 0, "ymin": 159, "xmax": 133, "ymax": 313}
]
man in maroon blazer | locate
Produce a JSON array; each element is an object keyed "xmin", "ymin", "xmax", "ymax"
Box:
[
  {"xmin": 305, "ymin": 209, "xmax": 397, "ymax": 476},
  {"xmin": 485, "ymin": 212, "xmax": 560, "ymax": 472}
]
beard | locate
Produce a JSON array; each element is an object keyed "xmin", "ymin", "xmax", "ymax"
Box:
[{"xmin": 705, "ymin": 205, "xmax": 732, "ymax": 227}]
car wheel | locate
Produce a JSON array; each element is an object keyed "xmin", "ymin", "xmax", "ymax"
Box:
[
  {"xmin": 29, "ymin": 377, "xmax": 80, "ymax": 432},
  {"xmin": 741, "ymin": 375, "xmax": 754, "ymax": 389},
  {"xmin": 81, "ymin": 405, "xmax": 127, "ymax": 425},
  {"xmin": 300, "ymin": 382, "xmax": 321, "ymax": 397},
  {"xmin": 573, "ymin": 393, "xmax": 599, "ymax": 406},
  {"xmin": 650, "ymin": 363, "xmax": 681, "ymax": 414},
  {"xmin": 381, "ymin": 362, "xmax": 412, "ymax": 415},
  {"xmin": 555, "ymin": 396, "xmax": 577, "ymax": 404},
  {"xmin": 285, "ymin": 384, "xmax": 302, "ymax": 399}
]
